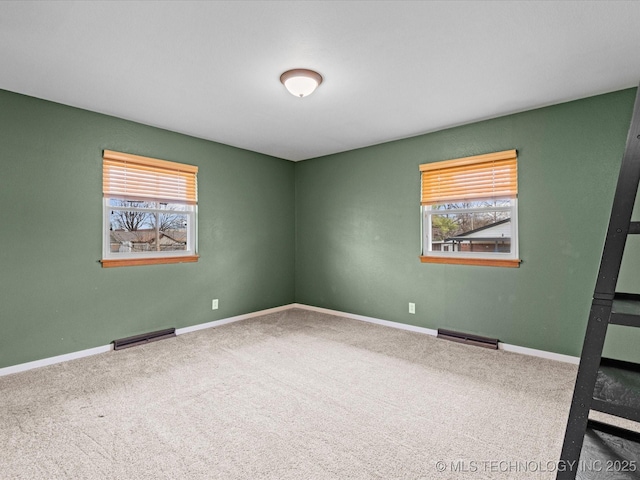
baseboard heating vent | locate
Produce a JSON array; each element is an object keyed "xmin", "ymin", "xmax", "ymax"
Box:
[
  {"xmin": 113, "ymin": 328, "xmax": 176, "ymax": 350},
  {"xmin": 437, "ymin": 329, "xmax": 499, "ymax": 350}
]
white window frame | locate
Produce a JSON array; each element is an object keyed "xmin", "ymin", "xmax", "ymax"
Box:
[
  {"xmin": 103, "ymin": 199, "xmax": 198, "ymax": 261},
  {"xmin": 422, "ymin": 198, "xmax": 518, "ymax": 261}
]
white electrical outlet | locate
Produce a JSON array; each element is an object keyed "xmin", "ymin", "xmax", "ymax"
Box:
[
  {"xmin": 409, "ymin": 302, "xmax": 415, "ymax": 314},
  {"xmin": 212, "ymin": 299, "xmax": 219, "ymax": 310}
]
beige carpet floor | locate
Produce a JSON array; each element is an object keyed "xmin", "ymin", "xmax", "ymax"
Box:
[{"xmin": 0, "ymin": 308, "xmax": 579, "ymax": 479}]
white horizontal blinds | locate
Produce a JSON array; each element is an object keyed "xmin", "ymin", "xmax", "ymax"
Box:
[
  {"xmin": 103, "ymin": 150, "xmax": 198, "ymax": 204},
  {"xmin": 420, "ymin": 150, "xmax": 517, "ymax": 205}
]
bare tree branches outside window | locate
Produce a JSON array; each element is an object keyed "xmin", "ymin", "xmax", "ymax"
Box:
[
  {"xmin": 109, "ymin": 200, "xmax": 188, "ymax": 253},
  {"xmin": 430, "ymin": 199, "xmax": 511, "ymax": 241}
]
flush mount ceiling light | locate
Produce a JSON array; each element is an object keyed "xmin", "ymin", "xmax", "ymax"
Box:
[{"xmin": 280, "ymin": 69, "xmax": 323, "ymax": 98}]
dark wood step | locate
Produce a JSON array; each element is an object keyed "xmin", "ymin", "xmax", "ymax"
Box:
[
  {"xmin": 628, "ymin": 222, "xmax": 640, "ymax": 235},
  {"xmin": 576, "ymin": 420, "xmax": 640, "ymax": 479},
  {"xmin": 592, "ymin": 358, "xmax": 640, "ymax": 423},
  {"xmin": 610, "ymin": 293, "xmax": 640, "ymax": 327}
]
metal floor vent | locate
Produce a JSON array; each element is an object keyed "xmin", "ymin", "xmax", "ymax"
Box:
[
  {"xmin": 113, "ymin": 328, "xmax": 176, "ymax": 350},
  {"xmin": 437, "ymin": 328, "xmax": 499, "ymax": 350}
]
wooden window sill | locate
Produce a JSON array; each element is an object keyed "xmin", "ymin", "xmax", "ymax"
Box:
[
  {"xmin": 419, "ymin": 256, "xmax": 521, "ymax": 268},
  {"xmin": 101, "ymin": 255, "xmax": 199, "ymax": 268}
]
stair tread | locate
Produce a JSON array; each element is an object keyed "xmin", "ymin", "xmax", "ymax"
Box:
[
  {"xmin": 576, "ymin": 421, "xmax": 640, "ymax": 479},
  {"xmin": 629, "ymin": 221, "xmax": 640, "ymax": 234},
  {"xmin": 593, "ymin": 358, "xmax": 640, "ymax": 418},
  {"xmin": 610, "ymin": 294, "xmax": 640, "ymax": 326}
]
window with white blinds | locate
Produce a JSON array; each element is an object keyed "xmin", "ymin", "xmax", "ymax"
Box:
[
  {"xmin": 420, "ymin": 150, "xmax": 520, "ymax": 267},
  {"xmin": 102, "ymin": 150, "xmax": 199, "ymax": 267}
]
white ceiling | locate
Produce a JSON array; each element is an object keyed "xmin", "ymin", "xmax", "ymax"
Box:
[{"xmin": 2, "ymin": 1, "xmax": 640, "ymax": 161}]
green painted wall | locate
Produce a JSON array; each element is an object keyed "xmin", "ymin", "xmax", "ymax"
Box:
[
  {"xmin": 295, "ymin": 88, "xmax": 640, "ymax": 360},
  {"xmin": 0, "ymin": 89, "xmax": 295, "ymax": 369},
  {"xmin": 2, "ymin": 87, "xmax": 639, "ymax": 369}
]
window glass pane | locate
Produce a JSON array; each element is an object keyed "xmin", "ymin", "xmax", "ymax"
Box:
[
  {"xmin": 158, "ymin": 202, "xmax": 188, "ymax": 211},
  {"xmin": 158, "ymin": 213, "xmax": 188, "ymax": 252},
  {"xmin": 431, "ymin": 198, "xmax": 512, "ymax": 211},
  {"xmin": 430, "ymin": 211, "xmax": 511, "ymax": 253},
  {"xmin": 108, "ymin": 199, "xmax": 157, "ymax": 209},
  {"xmin": 109, "ymin": 210, "xmax": 155, "ymax": 233},
  {"xmin": 109, "ymin": 211, "xmax": 156, "ymax": 253}
]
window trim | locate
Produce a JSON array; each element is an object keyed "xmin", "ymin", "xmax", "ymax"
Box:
[
  {"xmin": 419, "ymin": 256, "xmax": 521, "ymax": 268},
  {"xmin": 419, "ymin": 150, "xmax": 520, "ymax": 268},
  {"xmin": 422, "ymin": 199, "xmax": 518, "ymax": 259},
  {"xmin": 101, "ymin": 255, "xmax": 199, "ymax": 268},
  {"xmin": 101, "ymin": 198, "xmax": 198, "ymax": 267},
  {"xmin": 101, "ymin": 150, "xmax": 199, "ymax": 268}
]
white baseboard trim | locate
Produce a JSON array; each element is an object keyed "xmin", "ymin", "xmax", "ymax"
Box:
[
  {"xmin": 0, "ymin": 302, "xmax": 579, "ymax": 377},
  {"xmin": 291, "ymin": 303, "xmax": 439, "ymax": 336},
  {"xmin": 499, "ymin": 343, "xmax": 579, "ymax": 364},
  {"xmin": 291, "ymin": 303, "xmax": 580, "ymax": 365},
  {"xmin": 0, "ymin": 304, "xmax": 296, "ymax": 378},
  {"xmin": 175, "ymin": 304, "xmax": 294, "ymax": 335},
  {"xmin": 0, "ymin": 344, "xmax": 113, "ymax": 377}
]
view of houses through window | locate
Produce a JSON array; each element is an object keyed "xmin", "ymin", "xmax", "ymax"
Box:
[
  {"xmin": 108, "ymin": 199, "xmax": 189, "ymax": 254},
  {"xmin": 428, "ymin": 199, "xmax": 512, "ymax": 254}
]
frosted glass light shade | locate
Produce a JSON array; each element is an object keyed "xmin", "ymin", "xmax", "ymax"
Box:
[{"xmin": 280, "ymin": 69, "xmax": 323, "ymax": 98}]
